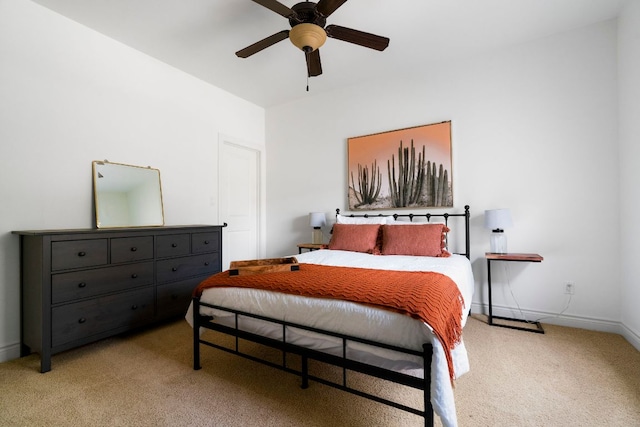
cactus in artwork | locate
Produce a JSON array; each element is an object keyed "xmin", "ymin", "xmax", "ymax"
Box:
[
  {"xmin": 423, "ymin": 161, "xmax": 451, "ymax": 207},
  {"xmin": 387, "ymin": 140, "xmax": 452, "ymax": 208},
  {"xmin": 387, "ymin": 140, "xmax": 426, "ymax": 207},
  {"xmin": 350, "ymin": 160, "xmax": 382, "ymax": 207}
]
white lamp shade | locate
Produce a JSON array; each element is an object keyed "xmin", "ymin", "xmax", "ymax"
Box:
[
  {"xmin": 484, "ymin": 209, "xmax": 513, "ymax": 231},
  {"xmin": 309, "ymin": 212, "xmax": 326, "ymax": 228}
]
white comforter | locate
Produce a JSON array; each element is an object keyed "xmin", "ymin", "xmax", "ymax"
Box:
[{"xmin": 186, "ymin": 250, "xmax": 474, "ymax": 427}]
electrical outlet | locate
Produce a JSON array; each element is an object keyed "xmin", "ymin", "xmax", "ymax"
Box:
[{"xmin": 565, "ymin": 282, "xmax": 575, "ymax": 295}]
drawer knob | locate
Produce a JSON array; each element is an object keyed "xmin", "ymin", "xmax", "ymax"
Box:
[
  {"xmin": 131, "ymin": 273, "xmax": 138, "ymax": 279},
  {"xmin": 78, "ymin": 318, "xmax": 86, "ymax": 324},
  {"xmin": 172, "ymin": 267, "xmax": 178, "ymax": 272},
  {"xmin": 131, "ymin": 305, "xmax": 138, "ymax": 310},
  {"xmin": 204, "ymin": 262, "xmax": 210, "ymax": 266},
  {"xmin": 171, "ymin": 243, "xmax": 178, "ymax": 248},
  {"xmin": 77, "ymin": 251, "xmax": 86, "ymax": 257},
  {"xmin": 130, "ymin": 247, "xmax": 137, "ymax": 252},
  {"xmin": 204, "ymin": 240, "xmax": 210, "ymax": 245},
  {"xmin": 78, "ymin": 282, "xmax": 87, "ymax": 288}
]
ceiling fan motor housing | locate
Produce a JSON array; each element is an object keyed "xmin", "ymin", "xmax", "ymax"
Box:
[{"xmin": 288, "ymin": 2, "xmax": 327, "ymax": 27}]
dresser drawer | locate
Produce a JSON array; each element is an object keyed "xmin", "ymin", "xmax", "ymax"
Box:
[
  {"xmin": 157, "ymin": 276, "xmax": 204, "ymax": 318},
  {"xmin": 192, "ymin": 231, "xmax": 220, "ymax": 253},
  {"xmin": 156, "ymin": 234, "xmax": 190, "ymax": 258},
  {"xmin": 51, "ymin": 239, "xmax": 108, "ymax": 271},
  {"xmin": 156, "ymin": 253, "xmax": 219, "ymax": 283},
  {"xmin": 111, "ymin": 236, "xmax": 153, "ymax": 263},
  {"xmin": 52, "ymin": 287, "xmax": 154, "ymax": 348},
  {"xmin": 51, "ymin": 262, "xmax": 154, "ymax": 304}
]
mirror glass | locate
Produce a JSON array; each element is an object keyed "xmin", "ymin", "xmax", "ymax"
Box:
[{"xmin": 92, "ymin": 161, "xmax": 165, "ymax": 228}]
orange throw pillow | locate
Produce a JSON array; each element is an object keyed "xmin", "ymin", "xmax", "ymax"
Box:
[
  {"xmin": 381, "ymin": 224, "xmax": 450, "ymax": 257},
  {"xmin": 329, "ymin": 224, "xmax": 382, "ymax": 254}
]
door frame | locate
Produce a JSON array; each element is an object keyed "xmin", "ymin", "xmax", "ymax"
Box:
[{"xmin": 217, "ymin": 133, "xmax": 266, "ymax": 269}]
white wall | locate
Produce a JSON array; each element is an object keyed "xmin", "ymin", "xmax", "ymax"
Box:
[
  {"xmin": 0, "ymin": 0, "xmax": 265, "ymax": 361},
  {"xmin": 618, "ymin": 1, "xmax": 640, "ymax": 346},
  {"xmin": 266, "ymin": 20, "xmax": 634, "ymax": 341}
]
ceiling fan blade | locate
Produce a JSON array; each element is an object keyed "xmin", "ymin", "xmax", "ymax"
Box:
[
  {"xmin": 251, "ymin": 0, "xmax": 297, "ymax": 18},
  {"xmin": 306, "ymin": 49, "xmax": 322, "ymax": 77},
  {"xmin": 316, "ymin": 0, "xmax": 348, "ymax": 17},
  {"xmin": 236, "ymin": 30, "xmax": 290, "ymax": 58},
  {"xmin": 325, "ymin": 25, "xmax": 389, "ymax": 51}
]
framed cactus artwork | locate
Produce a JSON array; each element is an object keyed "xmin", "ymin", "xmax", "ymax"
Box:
[{"xmin": 347, "ymin": 121, "xmax": 453, "ymax": 210}]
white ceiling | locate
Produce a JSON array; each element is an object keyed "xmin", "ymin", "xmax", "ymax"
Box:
[{"xmin": 31, "ymin": 0, "xmax": 624, "ymax": 108}]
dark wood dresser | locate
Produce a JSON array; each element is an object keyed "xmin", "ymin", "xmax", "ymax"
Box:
[{"xmin": 12, "ymin": 225, "xmax": 224, "ymax": 372}]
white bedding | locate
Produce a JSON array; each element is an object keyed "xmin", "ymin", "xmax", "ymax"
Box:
[{"xmin": 186, "ymin": 249, "xmax": 474, "ymax": 427}]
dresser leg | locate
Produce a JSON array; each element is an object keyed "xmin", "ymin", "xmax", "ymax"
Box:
[{"xmin": 40, "ymin": 351, "xmax": 51, "ymax": 373}]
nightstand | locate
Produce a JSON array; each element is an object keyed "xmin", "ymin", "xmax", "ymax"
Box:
[
  {"xmin": 486, "ymin": 252, "xmax": 544, "ymax": 334},
  {"xmin": 297, "ymin": 243, "xmax": 327, "ymax": 254}
]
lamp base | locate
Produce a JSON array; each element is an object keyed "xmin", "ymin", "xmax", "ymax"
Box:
[
  {"xmin": 312, "ymin": 228, "xmax": 323, "ymax": 244},
  {"xmin": 490, "ymin": 231, "xmax": 507, "ymax": 253}
]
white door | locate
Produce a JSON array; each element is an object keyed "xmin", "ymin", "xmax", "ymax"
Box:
[{"xmin": 219, "ymin": 135, "xmax": 262, "ymax": 270}]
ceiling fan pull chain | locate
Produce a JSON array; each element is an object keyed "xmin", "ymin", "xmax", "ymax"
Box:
[{"xmin": 306, "ymin": 74, "xmax": 309, "ymax": 92}]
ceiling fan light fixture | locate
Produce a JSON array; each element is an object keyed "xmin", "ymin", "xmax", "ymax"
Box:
[{"xmin": 289, "ymin": 23, "xmax": 327, "ymax": 52}]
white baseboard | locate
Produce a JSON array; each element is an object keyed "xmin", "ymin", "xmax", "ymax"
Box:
[
  {"xmin": 470, "ymin": 302, "xmax": 638, "ymax": 349},
  {"xmin": 620, "ymin": 324, "xmax": 640, "ymax": 352},
  {"xmin": 0, "ymin": 342, "xmax": 21, "ymax": 364}
]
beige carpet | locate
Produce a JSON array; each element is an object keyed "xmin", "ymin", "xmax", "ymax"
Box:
[{"xmin": 0, "ymin": 315, "xmax": 639, "ymax": 427}]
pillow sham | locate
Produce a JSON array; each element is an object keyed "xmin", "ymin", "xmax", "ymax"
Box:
[
  {"xmin": 336, "ymin": 214, "xmax": 389, "ymax": 225},
  {"xmin": 380, "ymin": 223, "xmax": 450, "ymax": 257},
  {"xmin": 329, "ymin": 223, "xmax": 382, "ymax": 254}
]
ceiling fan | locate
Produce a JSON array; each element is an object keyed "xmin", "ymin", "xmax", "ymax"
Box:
[{"xmin": 236, "ymin": 0, "xmax": 390, "ymax": 79}]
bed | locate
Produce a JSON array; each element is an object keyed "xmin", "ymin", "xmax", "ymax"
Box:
[{"xmin": 187, "ymin": 206, "xmax": 472, "ymax": 427}]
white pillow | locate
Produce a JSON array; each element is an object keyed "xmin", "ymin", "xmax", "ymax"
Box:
[
  {"xmin": 386, "ymin": 218, "xmax": 446, "ymax": 225},
  {"xmin": 336, "ymin": 214, "xmax": 389, "ymax": 224}
]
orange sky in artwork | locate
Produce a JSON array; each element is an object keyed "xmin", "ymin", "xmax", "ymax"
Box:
[{"xmin": 348, "ymin": 122, "xmax": 452, "ymax": 191}]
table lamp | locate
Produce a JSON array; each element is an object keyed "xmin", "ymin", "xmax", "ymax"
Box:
[
  {"xmin": 309, "ymin": 212, "xmax": 326, "ymax": 244},
  {"xmin": 484, "ymin": 208, "xmax": 513, "ymax": 253}
]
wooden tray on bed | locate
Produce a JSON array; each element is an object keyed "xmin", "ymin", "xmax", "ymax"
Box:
[{"xmin": 229, "ymin": 257, "xmax": 299, "ymax": 276}]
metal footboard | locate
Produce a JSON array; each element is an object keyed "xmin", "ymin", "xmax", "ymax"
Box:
[{"xmin": 192, "ymin": 296, "xmax": 434, "ymax": 427}]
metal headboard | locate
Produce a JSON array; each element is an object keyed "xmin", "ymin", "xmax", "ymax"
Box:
[{"xmin": 335, "ymin": 205, "xmax": 471, "ymax": 259}]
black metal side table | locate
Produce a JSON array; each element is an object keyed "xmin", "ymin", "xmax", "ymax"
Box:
[
  {"xmin": 486, "ymin": 252, "xmax": 545, "ymax": 334},
  {"xmin": 297, "ymin": 243, "xmax": 326, "ymax": 254}
]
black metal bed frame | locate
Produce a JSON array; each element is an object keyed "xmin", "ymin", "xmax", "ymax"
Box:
[
  {"xmin": 336, "ymin": 204, "xmax": 471, "ymax": 260},
  {"xmin": 192, "ymin": 205, "xmax": 471, "ymax": 427}
]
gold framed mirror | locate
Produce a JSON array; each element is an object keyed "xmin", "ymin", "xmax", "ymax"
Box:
[{"xmin": 92, "ymin": 160, "xmax": 165, "ymax": 228}]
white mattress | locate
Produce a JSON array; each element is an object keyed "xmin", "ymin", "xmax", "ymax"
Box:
[{"xmin": 186, "ymin": 250, "xmax": 474, "ymax": 427}]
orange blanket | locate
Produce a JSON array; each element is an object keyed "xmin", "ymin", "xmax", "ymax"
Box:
[{"xmin": 194, "ymin": 263, "xmax": 464, "ymax": 382}]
